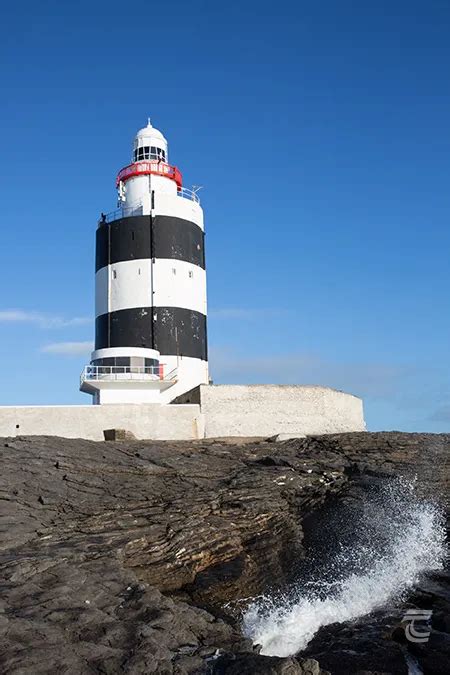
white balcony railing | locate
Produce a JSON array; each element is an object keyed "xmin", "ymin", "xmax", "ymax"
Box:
[
  {"xmin": 177, "ymin": 186, "xmax": 201, "ymax": 203},
  {"xmin": 99, "ymin": 187, "xmax": 200, "ymax": 224},
  {"xmin": 80, "ymin": 365, "xmax": 178, "ymax": 387},
  {"xmin": 100, "ymin": 204, "xmax": 143, "ymax": 224}
]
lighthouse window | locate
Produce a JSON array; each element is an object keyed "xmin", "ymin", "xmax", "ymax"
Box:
[
  {"xmin": 133, "ymin": 146, "xmax": 166, "ymax": 162},
  {"xmin": 115, "ymin": 357, "xmax": 129, "ymax": 367},
  {"xmin": 145, "ymin": 358, "xmax": 159, "ymax": 368},
  {"xmin": 188, "ymin": 271, "xmax": 193, "ymax": 278}
]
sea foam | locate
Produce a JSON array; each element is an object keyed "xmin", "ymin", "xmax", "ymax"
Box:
[{"xmin": 243, "ymin": 477, "xmax": 446, "ymax": 657}]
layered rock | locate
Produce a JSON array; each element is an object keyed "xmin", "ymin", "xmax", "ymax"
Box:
[{"xmin": 0, "ymin": 432, "xmax": 448, "ymax": 673}]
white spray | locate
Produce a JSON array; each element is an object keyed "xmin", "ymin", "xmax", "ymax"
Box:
[{"xmin": 243, "ymin": 478, "xmax": 446, "ymax": 657}]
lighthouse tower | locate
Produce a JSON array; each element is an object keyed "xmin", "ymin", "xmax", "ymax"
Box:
[{"xmin": 80, "ymin": 120, "xmax": 208, "ymax": 404}]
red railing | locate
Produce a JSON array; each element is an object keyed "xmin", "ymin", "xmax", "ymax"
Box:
[{"xmin": 116, "ymin": 160, "xmax": 183, "ymax": 190}]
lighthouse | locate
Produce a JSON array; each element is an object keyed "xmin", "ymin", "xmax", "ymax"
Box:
[{"xmin": 80, "ymin": 120, "xmax": 208, "ymax": 404}]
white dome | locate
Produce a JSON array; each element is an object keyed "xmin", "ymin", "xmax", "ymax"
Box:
[
  {"xmin": 132, "ymin": 119, "xmax": 168, "ymax": 163},
  {"xmin": 135, "ymin": 119, "xmax": 166, "ymax": 144}
]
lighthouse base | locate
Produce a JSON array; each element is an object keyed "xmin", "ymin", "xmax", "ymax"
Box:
[
  {"xmin": 80, "ymin": 381, "xmax": 177, "ymax": 405},
  {"xmin": 80, "ymin": 356, "xmax": 209, "ymax": 405},
  {"xmin": 79, "ymin": 360, "xmax": 179, "ymax": 404}
]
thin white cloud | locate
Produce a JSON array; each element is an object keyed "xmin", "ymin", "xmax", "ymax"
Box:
[
  {"xmin": 41, "ymin": 341, "xmax": 93, "ymax": 356},
  {"xmin": 0, "ymin": 310, "xmax": 90, "ymax": 329}
]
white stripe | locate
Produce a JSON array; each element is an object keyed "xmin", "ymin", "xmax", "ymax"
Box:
[
  {"xmin": 152, "ymin": 259, "xmax": 207, "ymax": 315},
  {"xmin": 95, "ymin": 259, "xmax": 152, "ymax": 317},
  {"xmin": 95, "ymin": 265, "xmax": 109, "ymax": 317},
  {"xmin": 153, "ymin": 191, "xmax": 204, "ymax": 231},
  {"xmin": 96, "ymin": 259, "xmax": 207, "ymax": 317}
]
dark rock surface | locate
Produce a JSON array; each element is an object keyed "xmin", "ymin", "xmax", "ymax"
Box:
[
  {"xmin": 213, "ymin": 654, "xmax": 328, "ymax": 674},
  {"xmin": 0, "ymin": 432, "xmax": 448, "ymax": 674}
]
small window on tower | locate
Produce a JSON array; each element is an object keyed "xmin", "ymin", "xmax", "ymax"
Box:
[
  {"xmin": 138, "ymin": 148, "xmax": 144, "ymax": 160},
  {"xmin": 112, "ymin": 270, "xmax": 117, "ymax": 279},
  {"xmin": 189, "ymin": 271, "xmax": 193, "ymax": 278},
  {"xmin": 172, "ymin": 268, "xmax": 176, "ymax": 275},
  {"xmin": 144, "ymin": 146, "xmax": 149, "ymax": 159}
]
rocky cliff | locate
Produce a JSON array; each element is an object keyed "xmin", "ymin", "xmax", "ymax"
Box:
[{"xmin": 0, "ymin": 432, "xmax": 448, "ymax": 674}]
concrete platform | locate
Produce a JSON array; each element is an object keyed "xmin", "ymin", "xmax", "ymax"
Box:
[
  {"xmin": 175, "ymin": 384, "xmax": 366, "ymax": 438},
  {"xmin": 0, "ymin": 384, "xmax": 365, "ymax": 441}
]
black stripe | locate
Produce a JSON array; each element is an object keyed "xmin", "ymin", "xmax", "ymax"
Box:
[
  {"xmin": 110, "ymin": 216, "xmax": 151, "ymax": 266},
  {"xmin": 95, "ymin": 215, "xmax": 205, "ymax": 272},
  {"xmin": 153, "ymin": 307, "xmax": 207, "ymax": 360},
  {"xmin": 95, "ymin": 307, "xmax": 207, "ymax": 361},
  {"xmin": 95, "ymin": 307, "xmax": 153, "ymax": 351},
  {"xmin": 153, "ymin": 215, "xmax": 205, "ymax": 269},
  {"xmin": 96, "ymin": 223, "xmax": 109, "ymax": 272}
]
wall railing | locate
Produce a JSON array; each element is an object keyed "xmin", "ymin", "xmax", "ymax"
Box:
[
  {"xmin": 99, "ymin": 185, "xmax": 200, "ymax": 224},
  {"xmin": 177, "ymin": 186, "xmax": 201, "ymax": 203},
  {"xmin": 116, "ymin": 160, "xmax": 183, "ymax": 189},
  {"xmin": 80, "ymin": 365, "xmax": 178, "ymax": 386},
  {"xmin": 99, "ymin": 204, "xmax": 143, "ymax": 224}
]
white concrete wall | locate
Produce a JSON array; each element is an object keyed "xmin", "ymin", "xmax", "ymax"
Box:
[
  {"xmin": 125, "ymin": 172, "xmax": 177, "ymax": 207},
  {"xmin": 159, "ymin": 356, "xmax": 209, "ymax": 404},
  {"xmin": 0, "ymin": 404, "xmax": 202, "ymax": 441},
  {"xmin": 0, "ymin": 385, "xmax": 365, "ymax": 441},
  {"xmin": 96, "ymin": 386, "xmax": 162, "ymax": 405},
  {"xmin": 197, "ymin": 385, "xmax": 365, "ymax": 438}
]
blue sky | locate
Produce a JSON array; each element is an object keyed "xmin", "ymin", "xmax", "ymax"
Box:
[{"xmin": 1, "ymin": 0, "xmax": 450, "ymax": 431}]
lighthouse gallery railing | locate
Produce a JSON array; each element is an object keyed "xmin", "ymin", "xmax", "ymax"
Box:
[
  {"xmin": 100, "ymin": 187, "xmax": 200, "ymax": 224},
  {"xmin": 80, "ymin": 365, "xmax": 178, "ymax": 386}
]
